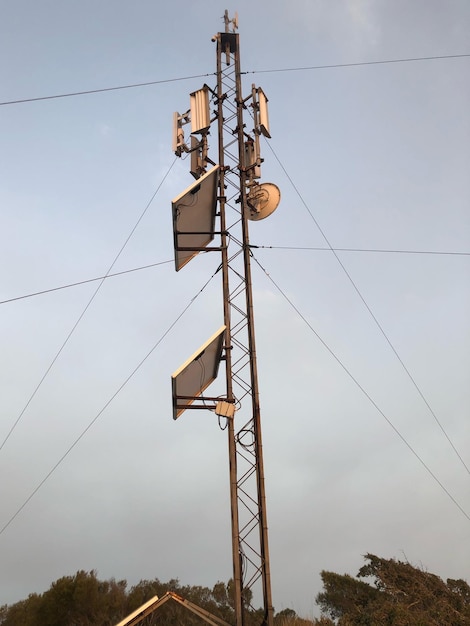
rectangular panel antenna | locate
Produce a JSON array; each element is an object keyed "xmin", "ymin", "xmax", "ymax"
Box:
[
  {"xmin": 190, "ymin": 85, "xmax": 211, "ymax": 134},
  {"xmin": 258, "ymin": 88, "xmax": 271, "ymax": 138},
  {"xmin": 171, "ymin": 164, "xmax": 220, "ymax": 271},
  {"xmin": 172, "ymin": 112, "xmax": 185, "ymax": 155},
  {"xmin": 171, "ymin": 326, "xmax": 226, "ymax": 420},
  {"xmin": 190, "ymin": 135, "xmax": 202, "ymax": 180}
]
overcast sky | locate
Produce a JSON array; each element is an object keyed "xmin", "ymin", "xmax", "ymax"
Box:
[{"xmin": 1, "ymin": 0, "xmax": 469, "ymax": 619}]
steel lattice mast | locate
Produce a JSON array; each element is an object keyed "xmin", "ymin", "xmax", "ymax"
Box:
[{"xmin": 170, "ymin": 12, "xmax": 278, "ymax": 626}]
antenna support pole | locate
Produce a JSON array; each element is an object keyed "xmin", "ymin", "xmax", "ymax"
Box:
[
  {"xmin": 170, "ymin": 12, "xmax": 275, "ymax": 626},
  {"xmin": 216, "ymin": 20, "xmax": 274, "ymax": 626}
]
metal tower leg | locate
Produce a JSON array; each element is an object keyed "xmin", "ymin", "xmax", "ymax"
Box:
[{"xmin": 216, "ymin": 25, "xmax": 274, "ymax": 626}]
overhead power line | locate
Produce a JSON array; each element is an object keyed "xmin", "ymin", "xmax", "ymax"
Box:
[
  {"xmin": 244, "ymin": 53, "xmax": 470, "ymax": 75},
  {"xmin": 266, "ymin": 141, "xmax": 470, "ymax": 478},
  {"xmin": 1, "ymin": 54, "xmax": 468, "ymax": 107},
  {"xmin": 0, "ymin": 268, "xmax": 220, "ymax": 537},
  {"xmin": 3, "ymin": 246, "xmax": 468, "ymax": 308},
  {"xmin": 252, "ymin": 255, "xmax": 470, "ymax": 524},
  {"xmin": 253, "ymin": 245, "xmax": 470, "ymax": 256},
  {"xmin": 0, "ymin": 260, "xmax": 173, "ymax": 306},
  {"xmin": 0, "ymin": 159, "xmax": 177, "ymax": 453},
  {"xmin": 0, "ymin": 73, "xmax": 215, "ymax": 106}
]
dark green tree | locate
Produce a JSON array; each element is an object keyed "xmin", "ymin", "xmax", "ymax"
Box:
[
  {"xmin": 36, "ymin": 569, "xmax": 127, "ymax": 626},
  {"xmin": 316, "ymin": 553, "xmax": 470, "ymax": 625},
  {"xmin": 0, "ymin": 594, "xmax": 42, "ymax": 626},
  {"xmin": 0, "ymin": 570, "xmax": 127, "ymax": 626}
]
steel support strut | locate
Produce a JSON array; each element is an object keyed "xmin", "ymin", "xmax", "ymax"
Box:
[
  {"xmin": 216, "ymin": 21, "xmax": 274, "ymax": 626},
  {"xmin": 216, "ymin": 29, "xmax": 243, "ymax": 626}
]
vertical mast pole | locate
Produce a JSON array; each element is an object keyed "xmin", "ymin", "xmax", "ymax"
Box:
[
  {"xmin": 216, "ymin": 24, "xmax": 244, "ymax": 626},
  {"xmin": 170, "ymin": 12, "xmax": 277, "ymax": 626},
  {"xmin": 233, "ymin": 38, "xmax": 274, "ymax": 626}
]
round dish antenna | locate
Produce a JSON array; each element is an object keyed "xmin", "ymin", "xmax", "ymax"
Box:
[{"xmin": 247, "ymin": 183, "xmax": 281, "ymax": 221}]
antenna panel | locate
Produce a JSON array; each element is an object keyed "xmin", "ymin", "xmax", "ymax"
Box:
[
  {"xmin": 245, "ymin": 139, "xmax": 261, "ymax": 179},
  {"xmin": 190, "ymin": 85, "xmax": 211, "ymax": 134},
  {"xmin": 190, "ymin": 136, "xmax": 202, "ymax": 180},
  {"xmin": 258, "ymin": 88, "xmax": 271, "ymax": 139},
  {"xmin": 171, "ymin": 326, "xmax": 226, "ymax": 420},
  {"xmin": 172, "ymin": 164, "xmax": 220, "ymax": 270},
  {"xmin": 172, "ymin": 112, "xmax": 185, "ymax": 155}
]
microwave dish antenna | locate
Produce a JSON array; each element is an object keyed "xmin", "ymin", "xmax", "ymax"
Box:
[{"xmin": 247, "ymin": 182, "xmax": 281, "ymax": 221}]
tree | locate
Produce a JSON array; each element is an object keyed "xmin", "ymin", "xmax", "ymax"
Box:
[
  {"xmin": 316, "ymin": 553, "xmax": 470, "ymax": 625},
  {"xmin": 0, "ymin": 594, "xmax": 42, "ymax": 626},
  {"xmin": 0, "ymin": 571, "xmax": 127, "ymax": 626},
  {"xmin": 1, "ymin": 571, "xmax": 299, "ymax": 626}
]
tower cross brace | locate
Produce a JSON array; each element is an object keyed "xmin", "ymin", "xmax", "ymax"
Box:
[{"xmin": 170, "ymin": 13, "xmax": 276, "ymax": 626}]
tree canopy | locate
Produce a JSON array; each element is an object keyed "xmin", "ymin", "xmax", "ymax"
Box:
[
  {"xmin": 1, "ymin": 555, "xmax": 469, "ymax": 625},
  {"xmin": 316, "ymin": 553, "xmax": 470, "ymax": 625},
  {"xmin": 0, "ymin": 573, "xmax": 267, "ymax": 626}
]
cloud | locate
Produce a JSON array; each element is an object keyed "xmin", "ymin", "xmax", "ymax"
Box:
[
  {"xmin": 347, "ymin": 0, "xmax": 381, "ymax": 46},
  {"xmin": 97, "ymin": 122, "xmax": 112, "ymax": 136},
  {"xmin": 280, "ymin": 0, "xmax": 381, "ymax": 54}
]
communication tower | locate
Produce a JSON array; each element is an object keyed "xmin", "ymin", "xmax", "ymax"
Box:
[{"xmin": 170, "ymin": 11, "xmax": 280, "ymax": 626}]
